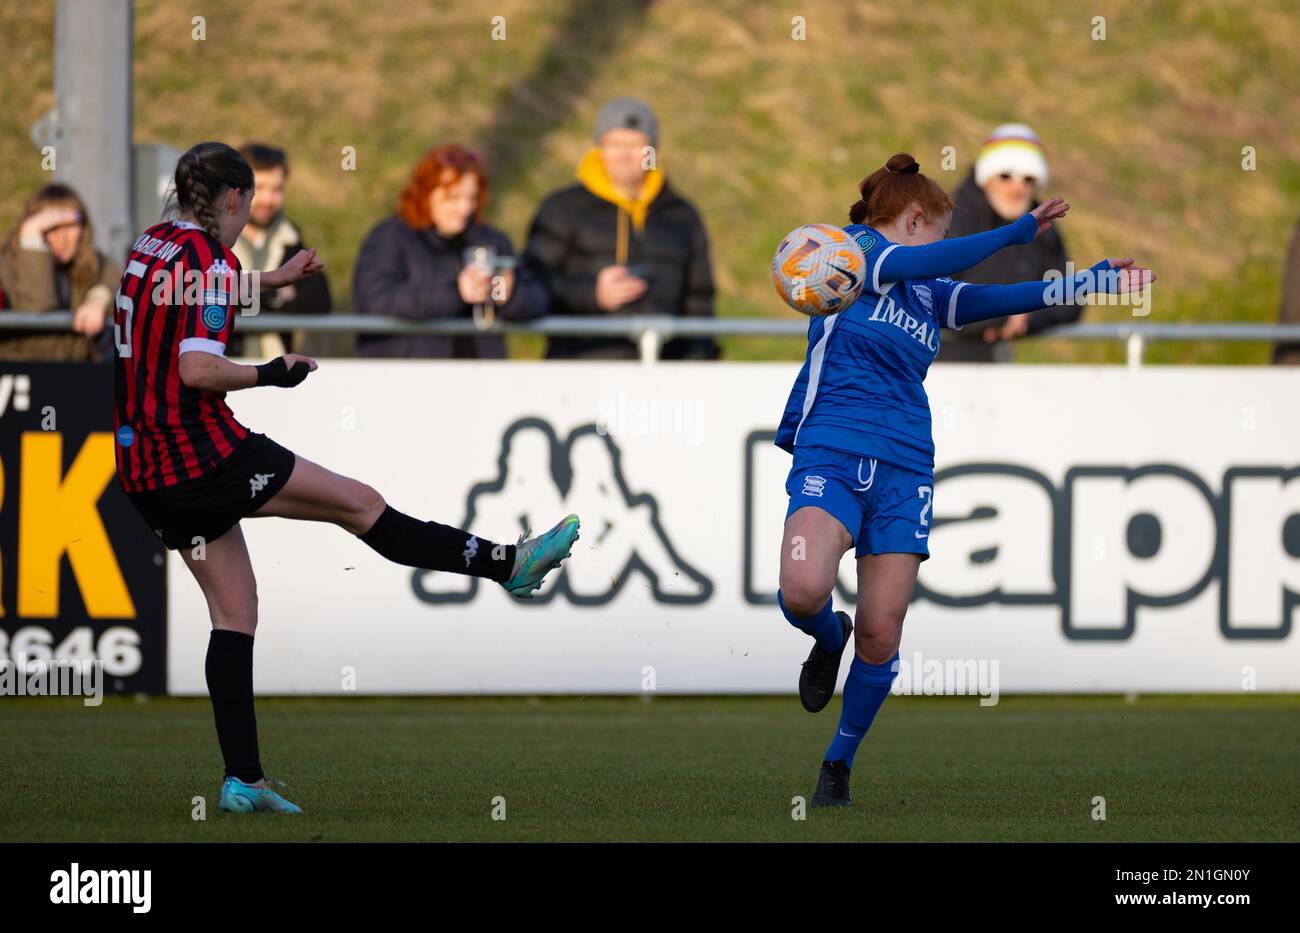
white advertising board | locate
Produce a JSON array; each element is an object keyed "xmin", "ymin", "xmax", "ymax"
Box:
[{"xmin": 167, "ymin": 362, "xmax": 1300, "ymax": 694}]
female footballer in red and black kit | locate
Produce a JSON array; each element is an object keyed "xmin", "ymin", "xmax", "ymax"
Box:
[{"xmin": 114, "ymin": 142, "xmax": 581, "ymax": 814}]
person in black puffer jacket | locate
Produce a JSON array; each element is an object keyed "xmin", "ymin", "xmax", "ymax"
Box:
[{"xmin": 523, "ymin": 98, "xmax": 718, "ymax": 361}]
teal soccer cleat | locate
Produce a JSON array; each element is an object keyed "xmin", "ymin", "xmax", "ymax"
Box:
[
  {"xmin": 502, "ymin": 514, "xmax": 581, "ymax": 599},
  {"xmin": 219, "ymin": 776, "xmax": 304, "ymax": 814}
]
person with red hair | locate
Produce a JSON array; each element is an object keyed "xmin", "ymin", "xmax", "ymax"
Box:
[
  {"xmin": 353, "ymin": 145, "xmax": 546, "ymax": 357},
  {"xmin": 774, "ymin": 153, "xmax": 1152, "ymax": 808}
]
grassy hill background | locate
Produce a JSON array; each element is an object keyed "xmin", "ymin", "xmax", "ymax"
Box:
[{"xmin": 2, "ymin": 0, "xmax": 1297, "ymax": 363}]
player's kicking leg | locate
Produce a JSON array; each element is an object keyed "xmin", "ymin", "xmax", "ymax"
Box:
[
  {"xmin": 219, "ymin": 776, "xmax": 303, "ymax": 814},
  {"xmin": 253, "ymin": 454, "xmax": 580, "ymax": 596}
]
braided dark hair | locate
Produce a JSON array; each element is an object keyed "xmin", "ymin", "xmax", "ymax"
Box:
[{"xmin": 173, "ymin": 142, "xmax": 254, "ymax": 240}]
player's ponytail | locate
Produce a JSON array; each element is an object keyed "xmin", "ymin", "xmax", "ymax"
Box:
[
  {"xmin": 849, "ymin": 152, "xmax": 953, "ymax": 228},
  {"xmin": 173, "ymin": 142, "xmax": 254, "ymax": 241}
]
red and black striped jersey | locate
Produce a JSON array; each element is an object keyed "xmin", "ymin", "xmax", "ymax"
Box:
[{"xmin": 113, "ymin": 220, "xmax": 249, "ymax": 491}]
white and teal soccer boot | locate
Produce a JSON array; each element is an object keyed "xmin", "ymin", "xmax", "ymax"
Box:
[
  {"xmin": 502, "ymin": 514, "xmax": 581, "ymax": 599},
  {"xmin": 219, "ymin": 776, "xmax": 304, "ymax": 814}
]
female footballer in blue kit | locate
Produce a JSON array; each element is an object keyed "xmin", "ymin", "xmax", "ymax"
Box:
[{"xmin": 774, "ymin": 153, "xmax": 1153, "ymax": 806}]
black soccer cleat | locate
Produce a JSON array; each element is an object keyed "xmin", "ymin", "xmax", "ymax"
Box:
[
  {"xmin": 798, "ymin": 611, "xmax": 853, "ymax": 713},
  {"xmin": 810, "ymin": 759, "xmax": 852, "ymax": 808}
]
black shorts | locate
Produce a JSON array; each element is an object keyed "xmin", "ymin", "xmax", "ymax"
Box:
[{"xmin": 125, "ymin": 432, "xmax": 297, "ymax": 550}]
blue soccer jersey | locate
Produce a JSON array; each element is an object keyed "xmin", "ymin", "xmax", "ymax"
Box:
[{"xmin": 774, "ymin": 224, "xmax": 966, "ymax": 474}]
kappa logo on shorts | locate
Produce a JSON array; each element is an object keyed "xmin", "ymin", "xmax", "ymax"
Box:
[
  {"xmin": 249, "ymin": 472, "xmax": 275, "ymax": 497},
  {"xmin": 802, "ymin": 474, "xmax": 827, "ymax": 498}
]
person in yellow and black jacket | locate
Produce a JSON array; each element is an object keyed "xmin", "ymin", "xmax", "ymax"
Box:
[{"xmin": 523, "ymin": 98, "xmax": 718, "ymax": 360}]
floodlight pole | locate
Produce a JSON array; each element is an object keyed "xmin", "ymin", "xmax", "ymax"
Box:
[{"xmin": 37, "ymin": 0, "xmax": 134, "ymax": 263}]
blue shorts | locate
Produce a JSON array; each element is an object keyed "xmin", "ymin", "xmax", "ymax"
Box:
[{"xmin": 784, "ymin": 445, "xmax": 933, "ymax": 560}]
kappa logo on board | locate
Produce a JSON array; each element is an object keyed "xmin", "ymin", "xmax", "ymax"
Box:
[
  {"xmin": 744, "ymin": 430, "xmax": 1300, "ymax": 642},
  {"xmin": 414, "ymin": 418, "xmax": 713, "ymax": 606}
]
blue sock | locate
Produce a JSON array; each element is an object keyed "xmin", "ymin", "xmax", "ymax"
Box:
[
  {"xmin": 778, "ymin": 590, "xmax": 844, "ymax": 653},
  {"xmin": 823, "ymin": 652, "xmax": 899, "ymax": 770}
]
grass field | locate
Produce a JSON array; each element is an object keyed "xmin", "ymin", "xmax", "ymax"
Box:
[{"xmin": 2, "ymin": 694, "xmax": 1297, "ymax": 842}]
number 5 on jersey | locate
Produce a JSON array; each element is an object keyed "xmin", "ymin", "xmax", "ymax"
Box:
[{"xmin": 114, "ymin": 260, "xmax": 148, "ymax": 358}]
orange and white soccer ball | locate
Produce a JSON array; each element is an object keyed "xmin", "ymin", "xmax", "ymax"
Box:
[{"xmin": 771, "ymin": 223, "xmax": 866, "ymax": 315}]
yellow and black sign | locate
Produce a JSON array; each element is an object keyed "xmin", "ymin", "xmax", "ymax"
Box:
[{"xmin": 0, "ymin": 363, "xmax": 165, "ymax": 693}]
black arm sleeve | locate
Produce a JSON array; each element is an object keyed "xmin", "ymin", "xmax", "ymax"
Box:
[
  {"xmin": 522, "ymin": 197, "xmax": 600, "ymax": 316},
  {"xmin": 353, "ymin": 222, "xmax": 464, "ymax": 320},
  {"xmin": 670, "ymin": 206, "xmax": 720, "ymax": 360},
  {"xmin": 491, "ymin": 231, "xmax": 548, "ymax": 322}
]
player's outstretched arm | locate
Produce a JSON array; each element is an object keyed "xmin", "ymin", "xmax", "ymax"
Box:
[
  {"xmin": 876, "ymin": 197, "xmax": 1070, "ymax": 286},
  {"xmin": 261, "ymin": 249, "xmax": 325, "ymax": 290},
  {"xmin": 178, "ymin": 350, "xmax": 258, "ymax": 392},
  {"xmin": 944, "ymin": 258, "xmax": 1155, "ymax": 330},
  {"xmin": 178, "ymin": 351, "xmax": 317, "ymax": 391}
]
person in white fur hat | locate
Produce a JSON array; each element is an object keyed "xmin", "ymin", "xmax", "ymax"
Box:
[
  {"xmin": 975, "ymin": 123, "xmax": 1050, "ymax": 216},
  {"xmin": 938, "ymin": 123, "xmax": 1084, "ymax": 362}
]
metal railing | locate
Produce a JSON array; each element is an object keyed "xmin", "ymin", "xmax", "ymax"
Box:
[{"xmin": 3, "ymin": 310, "xmax": 1298, "ymax": 366}]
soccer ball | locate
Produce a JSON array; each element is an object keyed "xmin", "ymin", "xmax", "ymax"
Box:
[{"xmin": 771, "ymin": 223, "xmax": 866, "ymax": 315}]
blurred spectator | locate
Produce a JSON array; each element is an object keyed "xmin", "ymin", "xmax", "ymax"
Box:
[
  {"xmin": 1273, "ymin": 219, "xmax": 1300, "ymax": 364},
  {"xmin": 231, "ymin": 143, "xmax": 332, "ymax": 357},
  {"xmin": 353, "ymin": 145, "xmax": 545, "ymax": 358},
  {"xmin": 0, "ymin": 184, "xmax": 120, "ymax": 362},
  {"xmin": 937, "ymin": 124, "xmax": 1081, "ymax": 363},
  {"xmin": 524, "ymin": 98, "xmax": 718, "ymax": 360}
]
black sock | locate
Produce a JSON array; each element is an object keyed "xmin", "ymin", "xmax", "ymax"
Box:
[
  {"xmin": 359, "ymin": 505, "xmax": 516, "ymax": 582},
  {"xmin": 205, "ymin": 629, "xmax": 263, "ymax": 784}
]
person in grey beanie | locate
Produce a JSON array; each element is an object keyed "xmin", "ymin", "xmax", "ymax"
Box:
[{"xmin": 523, "ymin": 97, "xmax": 718, "ymax": 360}]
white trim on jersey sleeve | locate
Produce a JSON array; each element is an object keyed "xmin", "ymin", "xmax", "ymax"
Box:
[
  {"xmin": 946, "ymin": 282, "xmax": 968, "ymax": 331},
  {"xmin": 178, "ymin": 337, "xmax": 227, "ymax": 357},
  {"xmin": 871, "ymin": 243, "xmax": 899, "ymax": 294},
  {"xmin": 792, "ymin": 312, "xmax": 841, "ymax": 446}
]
